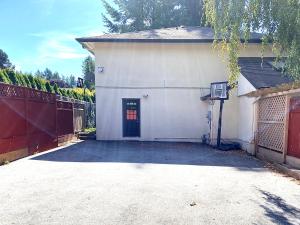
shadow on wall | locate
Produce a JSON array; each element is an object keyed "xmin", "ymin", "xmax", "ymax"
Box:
[
  {"xmin": 258, "ymin": 189, "xmax": 300, "ymax": 225},
  {"xmin": 31, "ymin": 140, "xmax": 265, "ymax": 171}
]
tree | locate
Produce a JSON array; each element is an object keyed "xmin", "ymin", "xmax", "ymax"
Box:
[
  {"xmin": 27, "ymin": 74, "xmax": 37, "ymax": 89},
  {"xmin": 23, "ymin": 74, "xmax": 32, "ymax": 87},
  {"xmin": 52, "ymin": 71, "xmax": 60, "ymax": 80},
  {"xmin": 0, "ymin": 49, "xmax": 12, "ymax": 69},
  {"xmin": 34, "ymin": 77, "xmax": 43, "ymax": 90},
  {"xmin": 7, "ymin": 69, "xmax": 20, "ymax": 85},
  {"xmin": 101, "ymin": 0, "xmax": 204, "ymax": 33},
  {"xmin": 35, "ymin": 70, "xmax": 44, "ymax": 78},
  {"xmin": 16, "ymin": 72, "xmax": 27, "ymax": 87},
  {"xmin": 43, "ymin": 68, "xmax": 53, "ymax": 80},
  {"xmin": 82, "ymin": 56, "xmax": 95, "ymax": 89},
  {"xmin": 68, "ymin": 74, "xmax": 76, "ymax": 87},
  {"xmin": 45, "ymin": 82, "xmax": 54, "ymax": 93},
  {"xmin": 203, "ymin": 0, "xmax": 300, "ymax": 83},
  {"xmin": 53, "ymin": 83, "xmax": 60, "ymax": 95},
  {"xmin": 0, "ymin": 70, "xmax": 11, "ymax": 84}
]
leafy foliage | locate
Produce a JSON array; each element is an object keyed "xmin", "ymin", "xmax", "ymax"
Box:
[
  {"xmin": 101, "ymin": 0, "xmax": 204, "ymax": 33},
  {"xmin": 203, "ymin": 0, "xmax": 300, "ymax": 84},
  {"xmin": 0, "ymin": 69, "xmax": 95, "ymax": 102}
]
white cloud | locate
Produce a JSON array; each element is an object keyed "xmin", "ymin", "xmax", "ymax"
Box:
[
  {"xmin": 28, "ymin": 31, "xmax": 89, "ymax": 65},
  {"xmin": 32, "ymin": 0, "xmax": 56, "ymax": 16}
]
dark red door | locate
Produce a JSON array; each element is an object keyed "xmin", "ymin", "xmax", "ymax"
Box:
[{"xmin": 288, "ymin": 97, "xmax": 300, "ymax": 158}]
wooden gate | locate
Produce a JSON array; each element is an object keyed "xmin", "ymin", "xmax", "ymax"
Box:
[{"xmin": 288, "ymin": 97, "xmax": 300, "ymax": 158}]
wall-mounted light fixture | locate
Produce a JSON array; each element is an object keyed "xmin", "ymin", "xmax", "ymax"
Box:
[
  {"xmin": 97, "ymin": 66, "xmax": 104, "ymax": 73},
  {"xmin": 142, "ymin": 94, "xmax": 149, "ymax": 98}
]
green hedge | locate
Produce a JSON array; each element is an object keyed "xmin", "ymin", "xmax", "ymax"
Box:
[{"xmin": 0, "ymin": 69, "xmax": 95, "ymax": 102}]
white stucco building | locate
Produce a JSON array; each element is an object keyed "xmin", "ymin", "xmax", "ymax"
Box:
[{"xmin": 77, "ymin": 27, "xmax": 289, "ymax": 153}]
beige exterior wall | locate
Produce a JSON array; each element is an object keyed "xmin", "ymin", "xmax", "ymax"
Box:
[
  {"xmin": 93, "ymin": 42, "xmax": 273, "ymax": 142},
  {"xmin": 237, "ymin": 75, "xmax": 257, "ymax": 154},
  {"xmin": 96, "ymin": 88, "xmax": 210, "ymax": 141}
]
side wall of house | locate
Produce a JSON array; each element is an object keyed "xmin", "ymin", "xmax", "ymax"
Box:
[
  {"xmin": 237, "ymin": 75, "xmax": 257, "ymax": 154},
  {"xmin": 96, "ymin": 88, "xmax": 210, "ymax": 141},
  {"xmin": 93, "ymin": 42, "xmax": 272, "ymax": 142}
]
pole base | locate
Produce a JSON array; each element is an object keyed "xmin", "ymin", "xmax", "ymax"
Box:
[{"xmin": 213, "ymin": 142, "xmax": 241, "ymax": 151}]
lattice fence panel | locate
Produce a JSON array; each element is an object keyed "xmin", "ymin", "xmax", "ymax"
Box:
[
  {"xmin": 257, "ymin": 95, "xmax": 287, "ymax": 152},
  {"xmin": 258, "ymin": 123, "xmax": 285, "ymax": 152},
  {"xmin": 0, "ymin": 83, "xmax": 25, "ymax": 98},
  {"xmin": 258, "ymin": 96, "xmax": 286, "ymax": 122}
]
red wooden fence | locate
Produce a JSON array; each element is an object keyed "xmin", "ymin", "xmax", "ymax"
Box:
[
  {"xmin": 0, "ymin": 83, "xmax": 78, "ymax": 162},
  {"xmin": 288, "ymin": 97, "xmax": 300, "ymax": 159}
]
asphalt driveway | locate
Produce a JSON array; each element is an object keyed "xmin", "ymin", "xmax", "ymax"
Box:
[{"xmin": 1, "ymin": 141, "xmax": 300, "ymax": 225}]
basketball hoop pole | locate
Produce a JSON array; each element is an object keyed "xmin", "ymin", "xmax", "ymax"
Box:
[{"xmin": 217, "ymin": 99, "xmax": 224, "ymax": 148}]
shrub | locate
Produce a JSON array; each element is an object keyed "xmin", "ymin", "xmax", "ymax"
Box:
[
  {"xmin": 34, "ymin": 77, "xmax": 42, "ymax": 90},
  {"xmin": 53, "ymin": 83, "xmax": 60, "ymax": 95},
  {"xmin": 16, "ymin": 73, "xmax": 27, "ymax": 87},
  {"xmin": 7, "ymin": 69, "xmax": 20, "ymax": 85},
  {"xmin": 0, "ymin": 70, "xmax": 10, "ymax": 84},
  {"xmin": 66, "ymin": 89, "xmax": 73, "ymax": 98},
  {"xmin": 27, "ymin": 75, "xmax": 37, "ymax": 89},
  {"xmin": 84, "ymin": 94, "xmax": 93, "ymax": 103},
  {"xmin": 23, "ymin": 74, "xmax": 31, "ymax": 87},
  {"xmin": 40, "ymin": 79, "xmax": 47, "ymax": 91},
  {"xmin": 45, "ymin": 82, "xmax": 54, "ymax": 93},
  {"xmin": 60, "ymin": 88, "xmax": 68, "ymax": 97}
]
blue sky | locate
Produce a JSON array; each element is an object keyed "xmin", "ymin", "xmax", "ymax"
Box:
[{"xmin": 0, "ymin": 0, "xmax": 110, "ymax": 77}]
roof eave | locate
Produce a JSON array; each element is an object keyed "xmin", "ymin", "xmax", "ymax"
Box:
[
  {"xmin": 75, "ymin": 38, "xmax": 263, "ymax": 44},
  {"xmin": 76, "ymin": 39, "xmax": 95, "ymax": 55}
]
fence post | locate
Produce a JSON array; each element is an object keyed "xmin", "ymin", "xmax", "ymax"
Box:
[
  {"xmin": 283, "ymin": 95, "xmax": 291, "ymax": 163},
  {"xmin": 24, "ymin": 87, "xmax": 29, "ymax": 155},
  {"xmin": 55, "ymin": 95, "xmax": 58, "ymax": 147}
]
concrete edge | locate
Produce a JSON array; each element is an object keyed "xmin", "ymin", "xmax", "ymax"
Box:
[{"xmin": 272, "ymin": 163, "xmax": 300, "ymax": 180}]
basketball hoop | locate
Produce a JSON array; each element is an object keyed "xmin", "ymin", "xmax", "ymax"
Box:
[
  {"xmin": 210, "ymin": 81, "xmax": 229, "ymax": 100},
  {"xmin": 210, "ymin": 81, "xmax": 230, "ymax": 149}
]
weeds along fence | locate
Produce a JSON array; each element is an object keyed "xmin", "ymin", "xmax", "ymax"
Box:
[{"xmin": 0, "ymin": 82, "xmax": 94, "ymax": 163}]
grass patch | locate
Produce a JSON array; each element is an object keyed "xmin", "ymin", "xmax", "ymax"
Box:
[{"xmin": 84, "ymin": 128, "xmax": 96, "ymax": 134}]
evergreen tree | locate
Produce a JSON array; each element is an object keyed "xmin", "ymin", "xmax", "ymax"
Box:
[
  {"xmin": 35, "ymin": 70, "xmax": 44, "ymax": 78},
  {"xmin": 0, "ymin": 69, "xmax": 11, "ymax": 84},
  {"xmin": 34, "ymin": 77, "xmax": 43, "ymax": 90},
  {"xmin": 52, "ymin": 71, "xmax": 60, "ymax": 80},
  {"xmin": 0, "ymin": 49, "xmax": 12, "ymax": 69},
  {"xmin": 101, "ymin": 0, "xmax": 204, "ymax": 33},
  {"xmin": 43, "ymin": 68, "xmax": 53, "ymax": 80},
  {"xmin": 16, "ymin": 72, "xmax": 27, "ymax": 87},
  {"xmin": 68, "ymin": 75, "xmax": 76, "ymax": 87},
  {"xmin": 7, "ymin": 69, "xmax": 20, "ymax": 85},
  {"xmin": 66, "ymin": 89, "xmax": 73, "ymax": 98},
  {"xmin": 27, "ymin": 74, "xmax": 37, "ymax": 89},
  {"xmin": 82, "ymin": 56, "xmax": 95, "ymax": 89},
  {"xmin": 53, "ymin": 83, "xmax": 60, "ymax": 95},
  {"xmin": 23, "ymin": 74, "xmax": 32, "ymax": 87},
  {"xmin": 45, "ymin": 82, "xmax": 54, "ymax": 93},
  {"xmin": 0, "ymin": 70, "xmax": 11, "ymax": 84}
]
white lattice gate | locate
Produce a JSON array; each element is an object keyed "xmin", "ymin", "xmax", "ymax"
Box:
[{"xmin": 257, "ymin": 95, "xmax": 288, "ymax": 152}]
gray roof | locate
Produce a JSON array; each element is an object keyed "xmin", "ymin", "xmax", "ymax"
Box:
[
  {"xmin": 76, "ymin": 26, "xmax": 263, "ymax": 43},
  {"xmin": 238, "ymin": 57, "xmax": 292, "ymax": 89}
]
